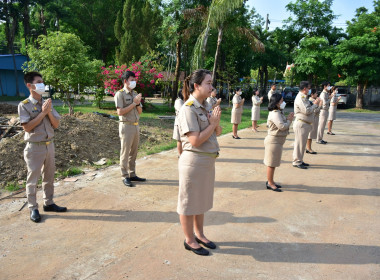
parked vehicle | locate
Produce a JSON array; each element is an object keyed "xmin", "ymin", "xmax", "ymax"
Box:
[
  {"xmin": 336, "ymin": 88, "xmax": 350, "ymax": 106},
  {"xmin": 283, "ymin": 87, "xmax": 299, "ymax": 103}
]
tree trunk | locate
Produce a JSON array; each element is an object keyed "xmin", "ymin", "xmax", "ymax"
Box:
[
  {"xmin": 65, "ymin": 92, "xmax": 74, "ymax": 115},
  {"xmin": 212, "ymin": 25, "xmax": 223, "ymax": 87},
  {"xmin": 40, "ymin": 8, "xmax": 47, "ymax": 35},
  {"xmin": 263, "ymin": 65, "xmax": 268, "ymax": 98},
  {"xmin": 22, "ymin": 0, "xmax": 30, "ymax": 48},
  {"xmin": 10, "ymin": 18, "xmax": 20, "ymax": 97},
  {"xmin": 356, "ymin": 81, "xmax": 367, "ymax": 109},
  {"xmin": 172, "ymin": 38, "xmax": 182, "ymax": 106}
]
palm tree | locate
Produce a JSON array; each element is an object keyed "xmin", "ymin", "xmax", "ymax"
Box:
[{"xmin": 191, "ymin": 0, "xmax": 265, "ymax": 85}]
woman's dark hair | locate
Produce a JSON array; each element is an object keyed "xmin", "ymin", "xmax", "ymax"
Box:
[
  {"xmin": 311, "ymin": 88, "xmax": 317, "ymax": 95},
  {"xmin": 121, "ymin": 71, "xmax": 136, "ymax": 82},
  {"xmin": 182, "ymin": 69, "xmax": 211, "ymax": 101},
  {"xmin": 178, "ymin": 88, "xmax": 183, "ymax": 100},
  {"xmin": 24, "ymin": 72, "xmax": 42, "ymax": 84},
  {"xmin": 321, "ymin": 81, "xmax": 330, "ymax": 88},
  {"xmin": 268, "ymin": 93, "xmax": 282, "ymax": 111}
]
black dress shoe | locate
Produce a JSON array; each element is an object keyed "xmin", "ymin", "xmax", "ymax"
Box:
[
  {"xmin": 232, "ymin": 135, "xmax": 241, "ymax": 139},
  {"xmin": 327, "ymin": 132, "xmax": 335, "ymax": 135},
  {"xmin": 266, "ymin": 181, "xmax": 281, "ymax": 188},
  {"xmin": 316, "ymin": 140, "xmax": 327, "ymax": 144},
  {"xmin": 301, "ymin": 162, "xmax": 310, "ymax": 166},
  {"xmin": 129, "ymin": 176, "xmax": 146, "ymax": 182},
  {"xmin": 123, "ymin": 177, "xmax": 135, "ymax": 187},
  {"xmin": 293, "ymin": 164, "xmax": 308, "ymax": 169},
  {"xmin": 195, "ymin": 236, "xmax": 217, "ymax": 249},
  {"xmin": 43, "ymin": 203, "xmax": 67, "ymax": 212},
  {"xmin": 266, "ymin": 181, "xmax": 282, "ymax": 192},
  {"xmin": 306, "ymin": 149, "xmax": 317, "ymax": 154},
  {"xmin": 30, "ymin": 209, "xmax": 41, "ymax": 223},
  {"xmin": 184, "ymin": 241, "xmax": 209, "ymax": 256}
]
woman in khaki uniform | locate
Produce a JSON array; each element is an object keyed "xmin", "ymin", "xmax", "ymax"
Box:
[
  {"xmin": 173, "ymin": 90, "xmax": 184, "ymax": 155},
  {"xmin": 231, "ymin": 88, "xmax": 244, "ymax": 139},
  {"xmin": 264, "ymin": 93, "xmax": 294, "ymax": 192},
  {"xmin": 177, "ymin": 69, "xmax": 222, "ymax": 256},
  {"xmin": 251, "ymin": 88, "xmax": 263, "ymax": 132},
  {"xmin": 327, "ymin": 86, "xmax": 341, "ymax": 135},
  {"xmin": 306, "ymin": 89, "xmax": 323, "ymax": 154}
]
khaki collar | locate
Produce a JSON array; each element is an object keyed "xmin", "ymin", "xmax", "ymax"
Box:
[
  {"xmin": 189, "ymin": 94, "xmax": 206, "ymax": 109},
  {"xmin": 29, "ymin": 95, "xmax": 42, "ymax": 105}
]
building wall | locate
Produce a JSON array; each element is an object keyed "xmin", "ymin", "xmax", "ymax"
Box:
[{"xmin": 0, "ymin": 69, "xmax": 29, "ymax": 97}]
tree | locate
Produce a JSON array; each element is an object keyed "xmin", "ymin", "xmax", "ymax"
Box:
[
  {"xmin": 25, "ymin": 32, "xmax": 103, "ymax": 115},
  {"xmin": 114, "ymin": 0, "xmax": 161, "ymax": 64},
  {"xmin": 294, "ymin": 36, "xmax": 331, "ymax": 85},
  {"xmin": 333, "ymin": 4, "xmax": 380, "ymax": 108}
]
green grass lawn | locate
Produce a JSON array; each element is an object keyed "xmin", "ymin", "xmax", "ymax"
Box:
[{"xmin": 344, "ymin": 107, "xmax": 380, "ymax": 113}]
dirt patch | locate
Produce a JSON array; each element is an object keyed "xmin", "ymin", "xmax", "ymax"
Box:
[
  {"xmin": 0, "ymin": 103, "xmax": 18, "ymax": 115},
  {"xmin": 0, "ymin": 112, "xmax": 174, "ymax": 188}
]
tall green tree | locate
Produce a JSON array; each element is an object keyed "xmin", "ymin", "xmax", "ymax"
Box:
[
  {"xmin": 114, "ymin": 0, "xmax": 161, "ymax": 64},
  {"xmin": 25, "ymin": 32, "xmax": 103, "ymax": 115},
  {"xmin": 333, "ymin": 3, "xmax": 380, "ymax": 108}
]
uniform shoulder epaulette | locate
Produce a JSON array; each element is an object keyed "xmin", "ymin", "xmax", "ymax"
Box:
[
  {"xmin": 185, "ymin": 100, "xmax": 194, "ymax": 106},
  {"xmin": 22, "ymin": 99, "xmax": 29, "ymax": 104}
]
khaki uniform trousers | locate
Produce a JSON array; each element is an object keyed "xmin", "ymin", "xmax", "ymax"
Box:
[
  {"xmin": 317, "ymin": 109, "xmax": 328, "ymax": 142},
  {"xmin": 292, "ymin": 120, "xmax": 312, "ymax": 165},
  {"xmin": 119, "ymin": 123, "xmax": 139, "ymax": 178},
  {"xmin": 24, "ymin": 142, "xmax": 55, "ymax": 210}
]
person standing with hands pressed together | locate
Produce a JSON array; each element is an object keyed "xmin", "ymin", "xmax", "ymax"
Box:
[
  {"xmin": 306, "ymin": 89, "xmax": 323, "ymax": 154},
  {"xmin": 327, "ymin": 86, "xmax": 341, "ymax": 135},
  {"xmin": 177, "ymin": 69, "xmax": 222, "ymax": 256},
  {"xmin": 115, "ymin": 71, "xmax": 146, "ymax": 187},
  {"xmin": 264, "ymin": 93, "xmax": 294, "ymax": 192},
  {"xmin": 18, "ymin": 72, "xmax": 67, "ymax": 223},
  {"xmin": 292, "ymin": 81, "xmax": 320, "ymax": 169},
  {"xmin": 316, "ymin": 82, "xmax": 331, "ymax": 144},
  {"xmin": 206, "ymin": 88, "xmax": 221, "ymax": 110},
  {"xmin": 251, "ymin": 88, "xmax": 263, "ymax": 132},
  {"xmin": 231, "ymin": 88, "xmax": 244, "ymax": 139}
]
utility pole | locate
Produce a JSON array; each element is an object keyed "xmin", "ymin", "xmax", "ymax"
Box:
[{"xmin": 265, "ymin": 14, "xmax": 270, "ymax": 31}]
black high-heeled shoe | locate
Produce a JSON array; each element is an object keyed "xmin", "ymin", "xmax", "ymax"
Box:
[
  {"xmin": 195, "ymin": 236, "xmax": 217, "ymax": 249},
  {"xmin": 266, "ymin": 181, "xmax": 282, "ymax": 192},
  {"xmin": 306, "ymin": 149, "xmax": 317, "ymax": 154}
]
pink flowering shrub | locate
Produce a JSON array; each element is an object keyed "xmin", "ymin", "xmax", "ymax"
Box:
[{"xmin": 101, "ymin": 60, "xmax": 164, "ymax": 96}]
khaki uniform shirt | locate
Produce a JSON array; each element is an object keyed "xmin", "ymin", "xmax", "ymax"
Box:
[
  {"xmin": 206, "ymin": 96, "xmax": 217, "ymax": 108},
  {"xmin": 252, "ymin": 95, "xmax": 262, "ymax": 106},
  {"xmin": 267, "ymin": 110, "xmax": 291, "ymax": 137},
  {"xmin": 294, "ymin": 92, "xmax": 318, "ymax": 124},
  {"xmin": 18, "ymin": 96, "xmax": 61, "ymax": 142},
  {"xmin": 174, "ymin": 98, "xmax": 184, "ymax": 126},
  {"xmin": 114, "ymin": 88, "xmax": 142, "ymax": 122},
  {"xmin": 178, "ymin": 95, "xmax": 219, "ymax": 153},
  {"xmin": 268, "ymin": 89, "xmax": 275, "ymax": 101},
  {"xmin": 320, "ymin": 90, "xmax": 330, "ymax": 111},
  {"xmin": 232, "ymin": 94, "xmax": 243, "ymax": 112},
  {"xmin": 330, "ymin": 94, "xmax": 338, "ymax": 107}
]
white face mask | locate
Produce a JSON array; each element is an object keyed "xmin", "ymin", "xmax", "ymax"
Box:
[
  {"xmin": 327, "ymin": 86, "xmax": 332, "ymax": 91},
  {"xmin": 34, "ymin": 83, "xmax": 45, "ymax": 95},
  {"xmin": 280, "ymin": 101, "xmax": 286, "ymax": 110},
  {"xmin": 128, "ymin": 81, "xmax": 136, "ymax": 89}
]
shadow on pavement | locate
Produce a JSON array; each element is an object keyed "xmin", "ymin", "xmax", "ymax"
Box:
[
  {"xmin": 285, "ymin": 184, "xmax": 380, "ymax": 196},
  {"xmin": 216, "ymin": 241, "xmax": 380, "ymax": 264},
  {"xmin": 43, "ymin": 209, "xmax": 276, "ymax": 225}
]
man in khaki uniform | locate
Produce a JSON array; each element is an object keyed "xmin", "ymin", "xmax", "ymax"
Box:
[
  {"xmin": 268, "ymin": 84, "xmax": 276, "ymax": 101},
  {"xmin": 18, "ymin": 72, "xmax": 67, "ymax": 223},
  {"xmin": 292, "ymin": 81, "xmax": 320, "ymax": 169},
  {"xmin": 114, "ymin": 71, "xmax": 146, "ymax": 187},
  {"xmin": 316, "ymin": 81, "xmax": 331, "ymax": 144}
]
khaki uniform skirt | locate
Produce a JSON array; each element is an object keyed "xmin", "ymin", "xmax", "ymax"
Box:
[
  {"xmin": 177, "ymin": 151, "xmax": 216, "ymax": 215},
  {"xmin": 264, "ymin": 135, "xmax": 286, "ymax": 167},
  {"xmin": 172, "ymin": 124, "xmax": 181, "ymax": 141},
  {"xmin": 231, "ymin": 108, "xmax": 243, "ymax": 124},
  {"xmin": 251, "ymin": 106, "xmax": 260, "ymax": 121},
  {"xmin": 328, "ymin": 106, "xmax": 337, "ymax": 121},
  {"xmin": 308, "ymin": 115, "xmax": 319, "ymax": 140}
]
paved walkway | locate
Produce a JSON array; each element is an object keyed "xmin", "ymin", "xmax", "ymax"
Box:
[{"xmin": 0, "ymin": 112, "xmax": 379, "ymax": 280}]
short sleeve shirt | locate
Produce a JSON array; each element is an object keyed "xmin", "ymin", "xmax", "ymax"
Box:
[
  {"xmin": 178, "ymin": 95, "xmax": 219, "ymax": 153},
  {"xmin": 114, "ymin": 89, "xmax": 141, "ymax": 122},
  {"xmin": 18, "ymin": 96, "xmax": 61, "ymax": 142}
]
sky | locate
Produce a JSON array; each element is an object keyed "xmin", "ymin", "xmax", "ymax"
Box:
[{"xmin": 246, "ymin": 0, "xmax": 376, "ymax": 31}]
